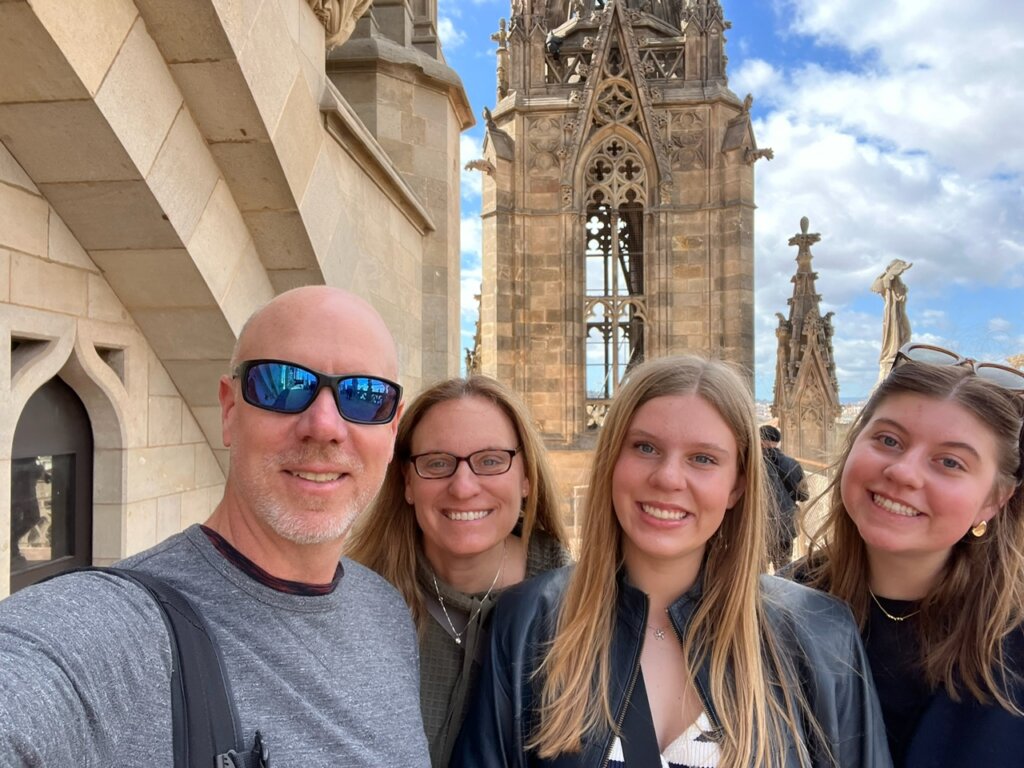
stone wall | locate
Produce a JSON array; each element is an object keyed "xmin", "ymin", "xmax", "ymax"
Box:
[
  {"xmin": 0, "ymin": 145, "xmax": 225, "ymax": 595},
  {"xmin": 0, "ymin": 0, "xmax": 470, "ymax": 596}
]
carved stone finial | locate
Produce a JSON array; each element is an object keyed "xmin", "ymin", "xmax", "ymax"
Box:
[
  {"xmin": 492, "ymin": 18, "xmax": 510, "ymax": 98},
  {"xmin": 743, "ymin": 93, "xmax": 753, "ymax": 113},
  {"xmin": 307, "ymin": 0, "xmax": 373, "ymax": 51},
  {"xmin": 491, "ymin": 17, "xmax": 509, "ymax": 49},
  {"xmin": 800, "ymin": 216, "xmax": 809, "ymax": 234}
]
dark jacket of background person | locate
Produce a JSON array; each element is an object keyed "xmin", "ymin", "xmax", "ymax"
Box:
[
  {"xmin": 763, "ymin": 445, "xmax": 809, "ymax": 561},
  {"xmin": 419, "ymin": 526, "xmax": 570, "ymax": 767},
  {"xmin": 451, "ymin": 566, "xmax": 892, "ymax": 768}
]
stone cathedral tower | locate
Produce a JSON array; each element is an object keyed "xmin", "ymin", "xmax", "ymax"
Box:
[
  {"xmin": 471, "ymin": 0, "xmax": 770, "ymax": 505},
  {"xmin": 772, "ymin": 218, "xmax": 840, "ymax": 465}
]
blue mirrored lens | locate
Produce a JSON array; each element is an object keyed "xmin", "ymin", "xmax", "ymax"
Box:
[
  {"xmin": 242, "ymin": 362, "xmax": 400, "ymax": 423},
  {"xmin": 244, "ymin": 362, "xmax": 319, "ymax": 412},
  {"xmin": 338, "ymin": 377, "xmax": 399, "ymax": 423}
]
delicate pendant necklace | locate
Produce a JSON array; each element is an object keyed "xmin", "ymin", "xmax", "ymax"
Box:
[
  {"xmin": 648, "ymin": 608, "xmax": 671, "ymax": 640},
  {"xmin": 431, "ymin": 540, "xmax": 506, "ymax": 646},
  {"xmin": 869, "ymin": 589, "xmax": 920, "ymax": 622}
]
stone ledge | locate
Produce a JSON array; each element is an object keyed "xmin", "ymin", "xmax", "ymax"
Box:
[
  {"xmin": 320, "ymin": 80, "xmax": 434, "ymax": 235},
  {"xmin": 328, "ymin": 35, "xmax": 474, "ymax": 130}
]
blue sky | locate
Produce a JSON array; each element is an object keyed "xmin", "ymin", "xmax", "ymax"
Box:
[{"xmin": 437, "ymin": 0, "xmax": 1024, "ymax": 400}]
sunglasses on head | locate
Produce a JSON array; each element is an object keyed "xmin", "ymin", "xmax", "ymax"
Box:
[
  {"xmin": 893, "ymin": 343, "xmax": 1024, "ymax": 392},
  {"xmin": 233, "ymin": 359, "xmax": 402, "ymax": 424}
]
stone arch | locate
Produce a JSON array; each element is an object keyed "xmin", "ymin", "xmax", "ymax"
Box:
[
  {"xmin": 1, "ymin": 313, "xmax": 133, "ymax": 596},
  {"xmin": 575, "ymin": 126, "xmax": 652, "ymax": 424},
  {"xmin": 571, "ymin": 123, "xmax": 660, "ymax": 209}
]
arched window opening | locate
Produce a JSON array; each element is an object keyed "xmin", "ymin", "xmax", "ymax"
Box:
[
  {"xmin": 10, "ymin": 377, "xmax": 93, "ymax": 592},
  {"xmin": 583, "ymin": 136, "xmax": 648, "ymax": 429}
]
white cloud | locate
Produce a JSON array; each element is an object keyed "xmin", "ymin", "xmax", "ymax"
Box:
[
  {"xmin": 917, "ymin": 309, "xmax": 947, "ymax": 330},
  {"xmin": 989, "ymin": 317, "xmax": 1013, "ymax": 334},
  {"xmin": 460, "ymin": 134, "xmax": 484, "ymax": 201},
  {"xmin": 737, "ymin": 1, "xmax": 1024, "ymax": 397},
  {"xmin": 460, "ymin": 215, "xmax": 483, "ymax": 317},
  {"xmin": 775, "ymin": 0, "xmax": 1024, "ymax": 177},
  {"xmin": 437, "ymin": 17, "xmax": 467, "ymax": 50}
]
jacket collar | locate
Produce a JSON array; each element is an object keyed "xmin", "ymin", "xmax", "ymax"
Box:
[{"xmin": 611, "ymin": 566, "xmax": 722, "ymax": 736}]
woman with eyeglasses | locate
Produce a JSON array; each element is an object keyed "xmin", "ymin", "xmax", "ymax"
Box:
[
  {"xmin": 452, "ymin": 356, "xmax": 890, "ymax": 768},
  {"xmin": 345, "ymin": 376, "xmax": 571, "ymax": 767},
  {"xmin": 796, "ymin": 343, "xmax": 1024, "ymax": 767}
]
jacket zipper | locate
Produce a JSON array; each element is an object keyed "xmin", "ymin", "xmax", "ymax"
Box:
[
  {"xmin": 600, "ymin": 600, "xmax": 648, "ymax": 768},
  {"xmin": 668, "ymin": 617, "xmax": 723, "ymax": 738}
]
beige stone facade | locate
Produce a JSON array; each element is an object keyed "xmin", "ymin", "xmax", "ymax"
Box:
[
  {"xmin": 0, "ymin": 0, "xmax": 470, "ymax": 597},
  {"xmin": 469, "ymin": 0, "xmax": 768, "ymax": 507}
]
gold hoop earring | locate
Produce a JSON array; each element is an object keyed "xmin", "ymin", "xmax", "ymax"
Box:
[{"xmin": 971, "ymin": 520, "xmax": 988, "ymax": 538}]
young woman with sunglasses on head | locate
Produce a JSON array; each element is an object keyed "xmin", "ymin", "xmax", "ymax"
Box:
[
  {"xmin": 452, "ymin": 356, "xmax": 890, "ymax": 768},
  {"xmin": 798, "ymin": 343, "xmax": 1024, "ymax": 767},
  {"xmin": 345, "ymin": 376, "xmax": 571, "ymax": 767}
]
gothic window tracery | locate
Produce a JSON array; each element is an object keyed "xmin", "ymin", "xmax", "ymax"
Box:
[{"xmin": 583, "ymin": 136, "xmax": 648, "ymax": 428}]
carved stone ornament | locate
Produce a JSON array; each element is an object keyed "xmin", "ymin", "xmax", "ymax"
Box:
[
  {"xmin": 659, "ymin": 179, "xmax": 673, "ymax": 204},
  {"xmin": 308, "ymin": 0, "xmax": 373, "ymax": 50},
  {"xmin": 465, "ymin": 159, "xmax": 496, "ymax": 176},
  {"xmin": 527, "ymin": 116, "xmax": 563, "ymax": 173},
  {"xmin": 744, "ymin": 147, "xmax": 774, "ymax": 165}
]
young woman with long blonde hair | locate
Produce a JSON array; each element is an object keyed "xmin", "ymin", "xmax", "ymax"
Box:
[
  {"xmin": 345, "ymin": 375, "xmax": 570, "ymax": 767},
  {"xmin": 453, "ymin": 355, "xmax": 890, "ymax": 768},
  {"xmin": 800, "ymin": 343, "xmax": 1024, "ymax": 766}
]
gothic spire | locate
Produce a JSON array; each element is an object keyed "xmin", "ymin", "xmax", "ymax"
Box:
[{"xmin": 772, "ymin": 217, "xmax": 841, "ymax": 461}]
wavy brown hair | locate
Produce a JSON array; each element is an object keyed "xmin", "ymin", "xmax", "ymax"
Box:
[
  {"xmin": 345, "ymin": 375, "xmax": 569, "ymax": 631},
  {"xmin": 804, "ymin": 359, "xmax": 1024, "ymax": 710},
  {"xmin": 531, "ymin": 355, "xmax": 823, "ymax": 767}
]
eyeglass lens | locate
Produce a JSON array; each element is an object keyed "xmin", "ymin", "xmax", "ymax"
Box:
[
  {"xmin": 901, "ymin": 345, "xmax": 1024, "ymax": 392},
  {"xmin": 241, "ymin": 361, "xmax": 400, "ymax": 423},
  {"xmin": 413, "ymin": 450, "xmax": 515, "ymax": 478},
  {"xmin": 975, "ymin": 364, "xmax": 1024, "ymax": 391},
  {"xmin": 903, "ymin": 345, "xmax": 961, "ymax": 365}
]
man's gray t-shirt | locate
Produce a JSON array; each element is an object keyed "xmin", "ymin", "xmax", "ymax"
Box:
[{"xmin": 0, "ymin": 525, "xmax": 429, "ymax": 766}]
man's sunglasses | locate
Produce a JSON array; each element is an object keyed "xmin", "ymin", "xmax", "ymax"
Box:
[
  {"xmin": 894, "ymin": 343, "xmax": 1024, "ymax": 392},
  {"xmin": 233, "ymin": 360, "xmax": 402, "ymax": 424}
]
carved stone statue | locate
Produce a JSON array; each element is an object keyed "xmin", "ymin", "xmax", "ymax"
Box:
[
  {"xmin": 307, "ymin": 0, "xmax": 374, "ymax": 50},
  {"xmin": 871, "ymin": 258, "xmax": 913, "ymax": 371},
  {"xmin": 491, "ymin": 18, "xmax": 510, "ymax": 98}
]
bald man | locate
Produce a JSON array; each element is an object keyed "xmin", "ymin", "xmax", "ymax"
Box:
[{"xmin": 0, "ymin": 288, "xmax": 429, "ymax": 766}]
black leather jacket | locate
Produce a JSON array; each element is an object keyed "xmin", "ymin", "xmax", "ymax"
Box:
[{"xmin": 452, "ymin": 566, "xmax": 892, "ymax": 768}]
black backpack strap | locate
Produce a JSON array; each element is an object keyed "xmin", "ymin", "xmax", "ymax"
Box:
[
  {"xmin": 45, "ymin": 567, "xmax": 269, "ymax": 768},
  {"xmin": 108, "ymin": 568, "xmax": 247, "ymax": 767}
]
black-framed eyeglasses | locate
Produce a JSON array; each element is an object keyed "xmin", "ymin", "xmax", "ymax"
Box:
[
  {"xmin": 409, "ymin": 449, "xmax": 520, "ymax": 479},
  {"xmin": 233, "ymin": 359, "xmax": 402, "ymax": 424},
  {"xmin": 894, "ymin": 343, "xmax": 1024, "ymax": 392}
]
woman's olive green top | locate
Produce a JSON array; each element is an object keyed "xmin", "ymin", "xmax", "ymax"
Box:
[{"xmin": 417, "ymin": 526, "xmax": 571, "ymax": 767}]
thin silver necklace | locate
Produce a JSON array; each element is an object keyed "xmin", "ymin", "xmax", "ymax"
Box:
[
  {"xmin": 431, "ymin": 539, "xmax": 506, "ymax": 646},
  {"xmin": 869, "ymin": 589, "xmax": 920, "ymax": 622},
  {"xmin": 649, "ymin": 608, "xmax": 671, "ymax": 640}
]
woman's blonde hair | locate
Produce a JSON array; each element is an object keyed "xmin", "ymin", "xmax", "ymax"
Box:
[
  {"xmin": 531, "ymin": 355, "xmax": 820, "ymax": 766},
  {"xmin": 345, "ymin": 375, "xmax": 569, "ymax": 631},
  {"xmin": 804, "ymin": 359, "xmax": 1024, "ymax": 711}
]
